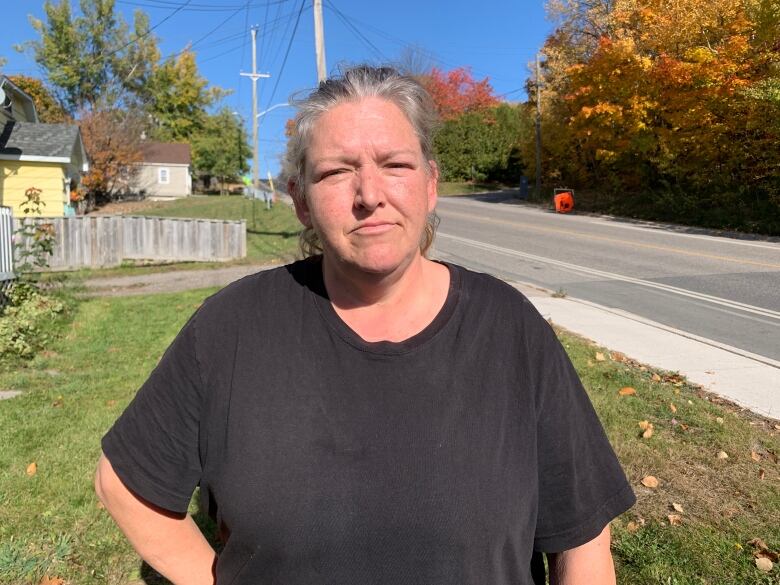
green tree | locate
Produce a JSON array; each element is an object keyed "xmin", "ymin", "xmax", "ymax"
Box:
[
  {"xmin": 434, "ymin": 104, "xmax": 529, "ymax": 183},
  {"xmin": 22, "ymin": 0, "xmax": 159, "ymax": 112},
  {"xmin": 144, "ymin": 49, "xmax": 225, "ymax": 142},
  {"xmin": 7, "ymin": 75, "xmax": 69, "ymax": 123},
  {"xmin": 191, "ymin": 108, "xmax": 251, "ymax": 193}
]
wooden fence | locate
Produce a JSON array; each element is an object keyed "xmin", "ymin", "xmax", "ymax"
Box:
[{"xmin": 13, "ymin": 215, "xmax": 246, "ymax": 270}]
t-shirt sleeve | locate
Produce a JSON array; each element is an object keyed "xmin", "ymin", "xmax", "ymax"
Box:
[
  {"xmin": 523, "ymin": 302, "xmax": 636, "ymax": 553},
  {"xmin": 101, "ymin": 311, "xmax": 205, "ymax": 514}
]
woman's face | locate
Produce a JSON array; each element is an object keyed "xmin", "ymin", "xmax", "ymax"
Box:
[{"xmin": 293, "ymin": 97, "xmax": 438, "ymax": 278}]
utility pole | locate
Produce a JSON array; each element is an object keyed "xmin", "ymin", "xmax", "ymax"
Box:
[
  {"xmin": 240, "ymin": 27, "xmax": 270, "ymax": 190},
  {"xmin": 535, "ymin": 53, "xmax": 543, "ymax": 200},
  {"xmin": 313, "ymin": 0, "xmax": 327, "ymax": 83}
]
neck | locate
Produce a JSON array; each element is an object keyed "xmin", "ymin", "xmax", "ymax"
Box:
[
  {"xmin": 320, "ymin": 253, "xmax": 450, "ymax": 343},
  {"xmin": 322, "ymin": 253, "xmax": 426, "ymax": 309}
]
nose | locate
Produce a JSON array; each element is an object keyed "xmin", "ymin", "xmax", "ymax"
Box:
[{"xmin": 354, "ymin": 166, "xmax": 385, "ymax": 211}]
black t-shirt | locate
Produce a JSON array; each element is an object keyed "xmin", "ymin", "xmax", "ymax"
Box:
[{"xmin": 102, "ymin": 258, "xmax": 635, "ymax": 585}]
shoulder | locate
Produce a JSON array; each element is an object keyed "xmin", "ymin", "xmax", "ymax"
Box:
[
  {"xmin": 189, "ymin": 259, "xmax": 318, "ymax": 335},
  {"xmin": 447, "ymin": 262, "xmax": 543, "ymax": 325}
]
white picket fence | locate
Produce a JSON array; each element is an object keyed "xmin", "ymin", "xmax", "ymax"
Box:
[
  {"xmin": 0, "ymin": 206, "xmax": 14, "ymax": 284},
  {"xmin": 13, "ymin": 215, "xmax": 246, "ymax": 270}
]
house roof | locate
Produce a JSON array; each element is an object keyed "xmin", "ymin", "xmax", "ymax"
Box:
[
  {"xmin": 140, "ymin": 142, "xmax": 191, "ymax": 165},
  {"xmin": 0, "ymin": 120, "xmax": 88, "ymax": 171},
  {"xmin": 0, "ymin": 76, "xmax": 39, "ymax": 123},
  {"xmin": 1, "ymin": 121, "xmax": 80, "ymax": 157}
]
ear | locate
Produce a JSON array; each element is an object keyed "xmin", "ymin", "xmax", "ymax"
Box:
[
  {"xmin": 426, "ymin": 160, "xmax": 439, "ymax": 212},
  {"xmin": 289, "ymin": 180, "xmax": 312, "ymax": 227}
]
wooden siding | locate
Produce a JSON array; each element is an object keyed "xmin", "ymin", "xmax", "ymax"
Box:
[
  {"xmin": 0, "ymin": 161, "xmax": 66, "ymax": 217},
  {"xmin": 134, "ymin": 163, "xmax": 191, "ymax": 198},
  {"xmin": 13, "ymin": 215, "xmax": 246, "ymax": 270}
]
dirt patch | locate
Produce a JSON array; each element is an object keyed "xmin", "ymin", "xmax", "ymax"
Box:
[{"xmin": 81, "ymin": 262, "xmax": 281, "ymax": 296}]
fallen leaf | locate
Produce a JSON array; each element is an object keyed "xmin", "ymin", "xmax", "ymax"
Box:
[
  {"xmin": 749, "ymin": 538, "xmax": 770, "ymax": 552},
  {"xmin": 106, "ymin": 400, "xmax": 116, "ymax": 407},
  {"xmin": 757, "ymin": 550, "xmax": 780, "ymax": 562},
  {"xmin": 717, "ymin": 451, "xmax": 729, "ymax": 460},
  {"xmin": 619, "ymin": 387, "xmax": 637, "ymax": 396},
  {"xmin": 674, "ymin": 388, "xmax": 680, "ymax": 394},
  {"xmin": 672, "ymin": 502, "xmax": 684, "ymax": 513},
  {"xmin": 667, "ymin": 514, "xmax": 682, "ymax": 526},
  {"xmin": 758, "ymin": 468, "xmax": 765, "ymax": 480},
  {"xmin": 755, "ymin": 557, "xmax": 773, "ymax": 572},
  {"xmin": 716, "ymin": 417, "xmax": 724, "ymax": 425},
  {"xmin": 735, "ymin": 543, "xmax": 743, "ymax": 550},
  {"xmin": 669, "ymin": 402, "xmax": 677, "ymax": 413},
  {"xmin": 651, "ymin": 373, "xmax": 661, "ymax": 382},
  {"xmin": 680, "ymin": 424, "xmax": 689, "ymax": 431},
  {"xmin": 641, "ymin": 475, "xmax": 659, "ymax": 488},
  {"xmin": 639, "ymin": 366, "xmax": 647, "ymax": 372},
  {"xmin": 96, "ymin": 500, "xmax": 105, "ymax": 510},
  {"xmin": 642, "ymin": 426, "xmax": 654, "ymax": 439},
  {"xmin": 587, "ymin": 360, "xmax": 594, "ymax": 367},
  {"xmin": 626, "ymin": 521, "xmax": 639, "ymax": 533},
  {"xmin": 751, "ymin": 451, "xmax": 761, "ymax": 462},
  {"xmin": 774, "ymin": 424, "xmax": 780, "ymax": 431},
  {"xmin": 595, "ymin": 352, "xmax": 606, "ymax": 362},
  {"xmin": 611, "ymin": 351, "xmax": 626, "ymax": 362},
  {"xmin": 39, "ymin": 576, "xmax": 64, "ymax": 585},
  {"xmin": 26, "ymin": 462, "xmax": 37, "ymax": 476},
  {"xmin": 638, "ymin": 420, "xmax": 651, "ymax": 430}
]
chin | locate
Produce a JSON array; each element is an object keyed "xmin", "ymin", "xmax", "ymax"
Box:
[{"xmin": 344, "ymin": 247, "xmax": 418, "ymax": 276}]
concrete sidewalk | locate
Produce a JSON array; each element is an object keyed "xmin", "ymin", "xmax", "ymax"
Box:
[{"xmin": 514, "ymin": 282, "xmax": 780, "ymax": 421}]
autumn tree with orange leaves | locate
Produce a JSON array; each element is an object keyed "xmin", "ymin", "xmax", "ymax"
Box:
[
  {"xmin": 530, "ymin": 0, "xmax": 780, "ymax": 233},
  {"xmin": 79, "ymin": 109, "xmax": 144, "ymax": 206}
]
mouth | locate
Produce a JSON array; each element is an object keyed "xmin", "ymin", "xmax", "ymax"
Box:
[{"xmin": 351, "ymin": 221, "xmax": 397, "ymax": 235}]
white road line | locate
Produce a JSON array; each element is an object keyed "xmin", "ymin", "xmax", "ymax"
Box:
[{"xmin": 438, "ymin": 232, "xmax": 780, "ymax": 320}]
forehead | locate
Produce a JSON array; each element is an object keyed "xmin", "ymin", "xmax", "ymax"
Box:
[{"xmin": 306, "ymin": 97, "xmax": 420, "ymax": 158}]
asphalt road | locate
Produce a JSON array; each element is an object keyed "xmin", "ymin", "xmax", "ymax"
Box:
[{"xmin": 432, "ymin": 191, "xmax": 780, "ymax": 363}]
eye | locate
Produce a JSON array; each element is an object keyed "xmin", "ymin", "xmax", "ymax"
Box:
[
  {"xmin": 386, "ymin": 161, "xmax": 414, "ymax": 170},
  {"xmin": 318, "ymin": 168, "xmax": 348, "ymax": 181}
]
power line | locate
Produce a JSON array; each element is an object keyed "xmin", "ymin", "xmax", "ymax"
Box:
[
  {"xmin": 260, "ymin": 0, "xmax": 306, "ymax": 119},
  {"xmin": 102, "ymin": 0, "xmax": 193, "ymax": 62},
  {"xmin": 324, "ymin": 0, "xmax": 386, "ymax": 61},
  {"xmin": 118, "ymin": 0, "xmax": 292, "ymax": 12}
]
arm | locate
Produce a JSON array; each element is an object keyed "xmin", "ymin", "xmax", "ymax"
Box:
[
  {"xmin": 547, "ymin": 525, "xmax": 616, "ymax": 585},
  {"xmin": 95, "ymin": 453, "xmax": 217, "ymax": 585}
]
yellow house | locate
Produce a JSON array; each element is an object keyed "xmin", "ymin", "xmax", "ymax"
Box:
[{"xmin": 0, "ymin": 75, "xmax": 88, "ymax": 218}]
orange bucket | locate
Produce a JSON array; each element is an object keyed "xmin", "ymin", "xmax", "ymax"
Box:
[{"xmin": 554, "ymin": 191, "xmax": 574, "ymax": 213}]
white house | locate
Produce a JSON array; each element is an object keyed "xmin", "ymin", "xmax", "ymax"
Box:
[{"xmin": 134, "ymin": 142, "xmax": 192, "ymax": 199}]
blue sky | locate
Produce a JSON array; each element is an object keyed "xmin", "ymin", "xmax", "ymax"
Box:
[{"xmin": 2, "ymin": 0, "xmax": 553, "ymax": 176}]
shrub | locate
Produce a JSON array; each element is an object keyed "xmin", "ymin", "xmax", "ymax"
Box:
[{"xmin": 0, "ymin": 282, "xmax": 65, "ymax": 359}]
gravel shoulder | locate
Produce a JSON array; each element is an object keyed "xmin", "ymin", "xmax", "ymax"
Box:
[{"xmin": 82, "ymin": 262, "xmax": 281, "ymax": 296}]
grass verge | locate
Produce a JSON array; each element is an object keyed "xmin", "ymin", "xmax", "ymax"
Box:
[
  {"xmin": 0, "ymin": 289, "xmax": 777, "ymax": 584},
  {"xmin": 437, "ymin": 181, "xmax": 510, "ymax": 196}
]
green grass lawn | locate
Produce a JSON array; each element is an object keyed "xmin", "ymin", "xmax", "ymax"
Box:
[
  {"xmin": 1, "ymin": 284, "xmax": 777, "ymax": 584},
  {"xmin": 437, "ymin": 181, "xmax": 510, "ymax": 196}
]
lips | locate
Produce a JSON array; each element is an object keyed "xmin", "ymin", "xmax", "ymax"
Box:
[{"xmin": 351, "ymin": 221, "xmax": 396, "ymax": 235}]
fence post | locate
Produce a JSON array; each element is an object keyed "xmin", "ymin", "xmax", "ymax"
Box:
[{"xmin": 0, "ymin": 206, "xmax": 15, "ymax": 286}]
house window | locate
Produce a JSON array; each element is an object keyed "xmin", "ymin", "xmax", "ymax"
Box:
[{"xmin": 158, "ymin": 167, "xmax": 170, "ymax": 184}]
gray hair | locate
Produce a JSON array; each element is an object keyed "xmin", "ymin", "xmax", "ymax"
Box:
[{"xmin": 282, "ymin": 64, "xmax": 440, "ymax": 258}]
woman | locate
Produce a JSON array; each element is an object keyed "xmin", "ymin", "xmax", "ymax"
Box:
[{"xmin": 96, "ymin": 65, "xmax": 634, "ymax": 585}]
